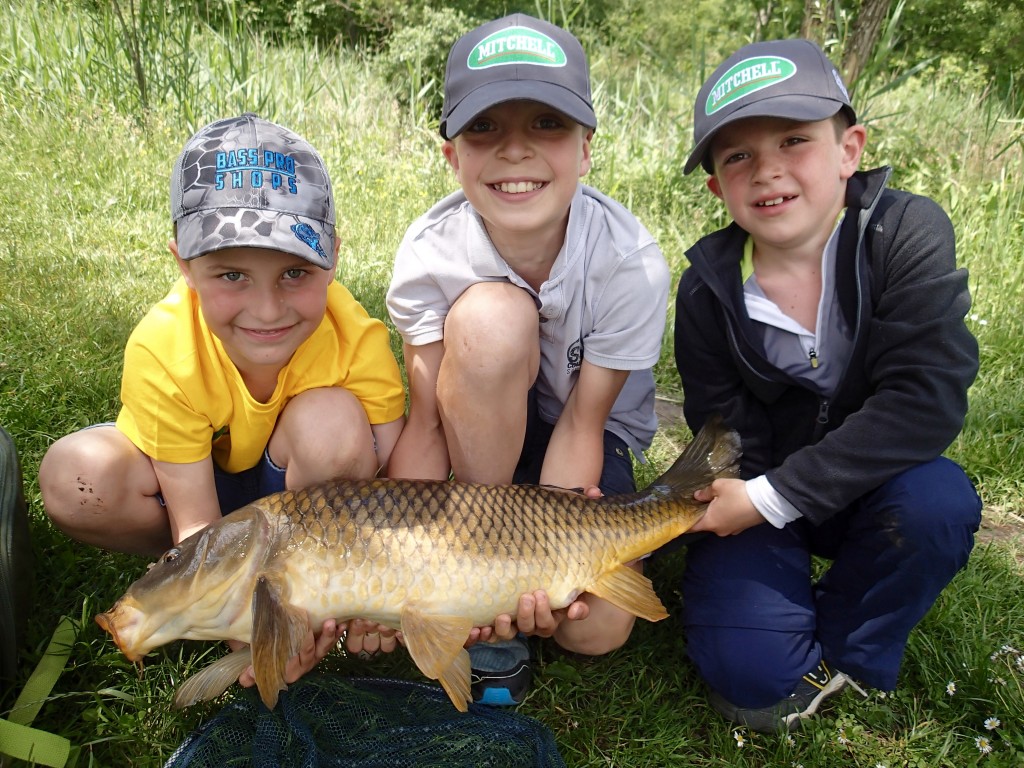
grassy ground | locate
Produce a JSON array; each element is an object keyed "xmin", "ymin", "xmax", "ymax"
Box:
[{"xmin": 2, "ymin": 2, "xmax": 1024, "ymax": 765}]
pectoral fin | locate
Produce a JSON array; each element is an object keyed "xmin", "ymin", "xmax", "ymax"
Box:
[
  {"xmin": 400, "ymin": 605, "xmax": 473, "ymax": 711},
  {"xmin": 587, "ymin": 564, "xmax": 669, "ymax": 622},
  {"xmin": 251, "ymin": 574, "xmax": 310, "ymax": 710},
  {"xmin": 172, "ymin": 647, "xmax": 253, "ymax": 709}
]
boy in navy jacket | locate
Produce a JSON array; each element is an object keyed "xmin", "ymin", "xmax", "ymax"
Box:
[{"xmin": 674, "ymin": 39, "xmax": 981, "ymax": 732}]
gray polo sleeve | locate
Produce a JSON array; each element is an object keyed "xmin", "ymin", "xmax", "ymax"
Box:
[
  {"xmin": 386, "ymin": 228, "xmax": 450, "ymax": 346},
  {"xmin": 590, "ymin": 244, "xmax": 669, "ymax": 369}
]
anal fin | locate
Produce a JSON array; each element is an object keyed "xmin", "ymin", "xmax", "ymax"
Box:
[
  {"xmin": 587, "ymin": 564, "xmax": 669, "ymax": 622},
  {"xmin": 400, "ymin": 605, "xmax": 474, "ymax": 711},
  {"xmin": 172, "ymin": 647, "xmax": 253, "ymax": 709},
  {"xmin": 437, "ymin": 649, "xmax": 472, "ymax": 713}
]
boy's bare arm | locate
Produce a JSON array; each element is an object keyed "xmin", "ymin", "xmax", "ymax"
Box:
[
  {"xmin": 152, "ymin": 457, "xmax": 223, "ymax": 544},
  {"xmin": 370, "ymin": 416, "xmax": 406, "ymax": 477},
  {"xmin": 540, "ymin": 360, "xmax": 629, "ymax": 490},
  {"xmin": 388, "ymin": 341, "xmax": 451, "ymax": 480}
]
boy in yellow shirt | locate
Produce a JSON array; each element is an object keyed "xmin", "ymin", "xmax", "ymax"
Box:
[{"xmin": 40, "ymin": 113, "xmax": 407, "ymax": 672}]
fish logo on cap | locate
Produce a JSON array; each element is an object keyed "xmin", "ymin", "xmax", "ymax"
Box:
[
  {"xmin": 291, "ymin": 223, "xmax": 328, "ymax": 261},
  {"xmin": 705, "ymin": 56, "xmax": 797, "ymax": 116},
  {"xmin": 467, "ymin": 26, "xmax": 567, "ymax": 69}
]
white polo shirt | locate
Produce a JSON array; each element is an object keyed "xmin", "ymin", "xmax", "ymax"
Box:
[{"xmin": 387, "ymin": 183, "xmax": 670, "ymax": 456}]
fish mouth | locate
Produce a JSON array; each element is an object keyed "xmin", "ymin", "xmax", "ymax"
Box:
[{"xmin": 96, "ymin": 600, "xmax": 149, "ymax": 662}]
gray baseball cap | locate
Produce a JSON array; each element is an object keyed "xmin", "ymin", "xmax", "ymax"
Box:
[
  {"xmin": 684, "ymin": 39, "xmax": 857, "ymax": 175},
  {"xmin": 440, "ymin": 13, "xmax": 596, "ymax": 140},
  {"xmin": 170, "ymin": 113, "xmax": 336, "ymax": 268}
]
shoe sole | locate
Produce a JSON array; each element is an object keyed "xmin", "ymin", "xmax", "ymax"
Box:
[
  {"xmin": 710, "ymin": 672, "xmax": 867, "ymax": 733},
  {"xmin": 470, "ymin": 661, "xmax": 531, "ymax": 706}
]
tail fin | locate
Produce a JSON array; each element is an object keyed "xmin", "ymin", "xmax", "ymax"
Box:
[{"xmin": 649, "ymin": 415, "xmax": 741, "ymax": 498}]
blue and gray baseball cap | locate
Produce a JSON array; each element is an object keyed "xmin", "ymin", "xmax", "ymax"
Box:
[
  {"xmin": 684, "ymin": 39, "xmax": 857, "ymax": 175},
  {"xmin": 440, "ymin": 13, "xmax": 596, "ymax": 140},
  {"xmin": 170, "ymin": 113, "xmax": 336, "ymax": 268}
]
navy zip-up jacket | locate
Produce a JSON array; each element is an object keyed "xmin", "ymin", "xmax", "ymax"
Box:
[{"xmin": 674, "ymin": 167, "xmax": 978, "ymax": 524}]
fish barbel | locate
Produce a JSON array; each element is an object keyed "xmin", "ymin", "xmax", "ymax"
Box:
[{"xmin": 96, "ymin": 417, "xmax": 739, "ymax": 712}]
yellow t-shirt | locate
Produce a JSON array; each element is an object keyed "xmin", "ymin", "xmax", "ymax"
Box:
[{"xmin": 116, "ymin": 278, "xmax": 405, "ymax": 473}]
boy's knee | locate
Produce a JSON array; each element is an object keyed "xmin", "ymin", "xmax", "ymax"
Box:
[
  {"xmin": 39, "ymin": 429, "xmax": 129, "ymax": 522},
  {"xmin": 554, "ymin": 599, "xmax": 637, "ymax": 656},
  {"xmin": 445, "ymin": 283, "xmax": 539, "ymax": 360},
  {"xmin": 555, "ymin": 620, "xmax": 633, "ymax": 657},
  {"xmin": 275, "ymin": 388, "xmax": 376, "ymax": 478},
  {"xmin": 872, "ymin": 457, "xmax": 981, "ymax": 544},
  {"xmin": 40, "ymin": 430, "xmax": 112, "ymax": 494},
  {"xmin": 282, "ymin": 387, "xmax": 368, "ymax": 430}
]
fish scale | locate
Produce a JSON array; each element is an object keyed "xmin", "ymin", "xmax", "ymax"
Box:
[
  {"xmin": 96, "ymin": 416, "xmax": 740, "ymax": 712},
  {"xmin": 276, "ymin": 481, "xmax": 644, "ymax": 613}
]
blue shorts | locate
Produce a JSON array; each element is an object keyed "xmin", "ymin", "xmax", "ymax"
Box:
[
  {"xmin": 512, "ymin": 389, "xmax": 636, "ymax": 495},
  {"xmin": 213, "ymin": 447, "xmax": 287, "ymax": 515}
]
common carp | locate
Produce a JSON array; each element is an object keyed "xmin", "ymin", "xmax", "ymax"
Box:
[{"xmin": 96, "ymin": 417, "xmax": 739, "ymax": 712}]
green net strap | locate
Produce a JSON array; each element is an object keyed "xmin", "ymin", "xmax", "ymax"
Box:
[{"xmin": 0, "ymin": 616, "xmax": 80, "ymax": 767}]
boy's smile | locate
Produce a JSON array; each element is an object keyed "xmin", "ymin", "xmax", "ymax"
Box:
[
  {"xmin": 173, "ymin": 244, "xmax": 335, "ymax": 392},
  {"xmin": 706, "ymin": 116, "xmax": 865, "ymax": 259},
  {"xmin": 443, "ymin": 100, "xmax": 592, "ymax": 259}
]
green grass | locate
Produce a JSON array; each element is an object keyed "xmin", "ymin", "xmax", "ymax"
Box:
[{"xmin": 2, "ymin": 1, "xmax": 1024, "ymax": 765}]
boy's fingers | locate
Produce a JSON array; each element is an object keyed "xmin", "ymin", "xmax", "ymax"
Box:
[
  {"xmin": 492, "ymin": 613, "xmax": 517, "ymax": 640},
  {"xmin": 238, "ymin": 665, "xmax": 256, "ymax": 688}
]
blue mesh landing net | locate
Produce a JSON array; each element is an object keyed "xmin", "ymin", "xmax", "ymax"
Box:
[{"xmin": 164, "ymin": 674, "xmax": 566, "ymax": 768}]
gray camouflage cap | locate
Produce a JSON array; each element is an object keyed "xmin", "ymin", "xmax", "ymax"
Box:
[
  {"xmin": 170, "ymin": 113, "xmax": 335, "ymax": 268},
  {"xmin": 684, "ymin": 39, "xmax": 857, "ymax": 175},
  {"xmin": 440, "ymin": 13, "xmax": 596, "ymax": 140}
]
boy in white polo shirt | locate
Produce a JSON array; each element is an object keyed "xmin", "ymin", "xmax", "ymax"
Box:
[{"xmin": 386, "ymin": 14, "xmax": 670, "ymax": 705}]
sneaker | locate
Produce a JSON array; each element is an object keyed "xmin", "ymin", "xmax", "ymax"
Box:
[
  {"xmin": 708, "ymin": 660, "xmax": 867, "ymax": 733},
  {"xmin": 469, "ymin": 635, "xmax": 532, "ymax": 706}
]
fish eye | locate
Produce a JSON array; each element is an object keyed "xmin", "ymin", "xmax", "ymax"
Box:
[{"xmin": 161, "ymin": 548, "xmax": 181, "ymax": 564}]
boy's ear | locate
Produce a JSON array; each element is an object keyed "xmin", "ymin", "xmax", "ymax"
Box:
[
  {"xmin": 840, "ymin": 124, "xmax": 867, "ymax": 180},
  {"xmin": 442, "ymin": 140, "xmax": 460, "ymax": 180},
  {"xmin": 706, "ymin": 175, "xmax": 725, "ymax": 200},
  {"xmin": 578, "ymin": 129, "xmax": 594, "ymax": 178},
  {"xmin": 170, "ymin": 239, "xmax": 195, "ymax": 289},
  {"xmin": 327, "ymin": 239, "xmax": 340, "ymax": 281}
]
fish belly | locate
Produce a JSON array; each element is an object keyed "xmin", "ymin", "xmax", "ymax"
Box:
[{"xmin": 280, "ymin": 542, "xmax": 610, "ymax": 630}]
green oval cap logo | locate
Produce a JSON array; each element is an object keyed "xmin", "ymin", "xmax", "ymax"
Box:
[
  {"xmin": 468, "ymin": 26, "xmax": 567, "ymax": 69},
  {"xmin": 705, "ymin": 56, "xmax": 796, "ymax": 116}
]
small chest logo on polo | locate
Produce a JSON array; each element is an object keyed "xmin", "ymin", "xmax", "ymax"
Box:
[
  {"xmin": 468, "ymin": 26, "xmax": 566, "ymax": 69},
  {"xmin": 705, "ymin": 56, "xmax": 797, "ymax": 115},
  {"xmin": 566, "ymin": 338, "xmax": 582, "ymax": 375}
]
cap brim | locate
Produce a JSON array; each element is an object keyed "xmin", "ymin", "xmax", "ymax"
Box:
[
  {"xmin": 442, "ymin": 80, "xmax": 596, "ymax": 139},
  {"xmin": 683, "ymin": 95, "xmax": 850, "ymax": 175},
  {"xmin": 176, "ymin": 209, "xmax": 335, "ymax": 269}
]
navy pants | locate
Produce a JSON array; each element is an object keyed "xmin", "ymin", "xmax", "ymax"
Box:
[{"xmin": 680, "ymin": 457, "xmax": 981, "ymax": 708}]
